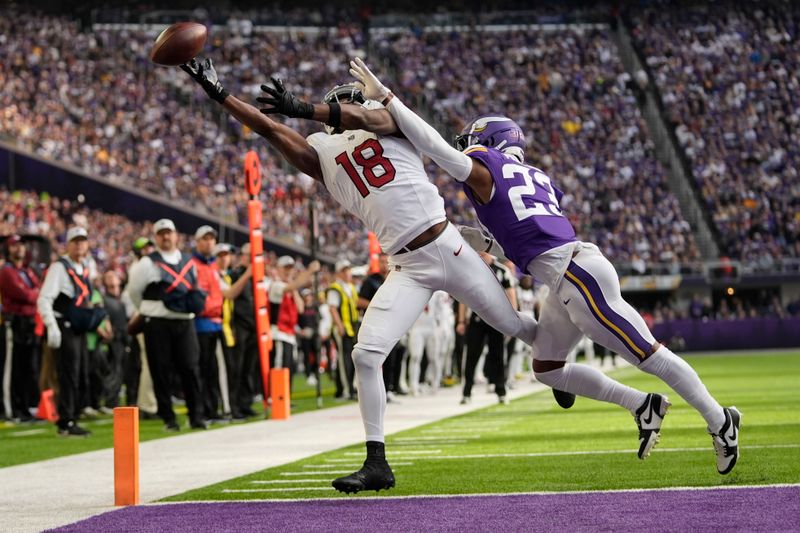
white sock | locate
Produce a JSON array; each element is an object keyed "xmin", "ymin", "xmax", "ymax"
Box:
[
  {"xmin": 639, "ymin": 346, "xmax": 725, "ymax": 430},
  {"xmin": 352, "ymin": 346, "xmax": 388, "ymax": 443},
  {"xmin": 535, "ymin": 363, "xmax": 647, "ymax": 412}
]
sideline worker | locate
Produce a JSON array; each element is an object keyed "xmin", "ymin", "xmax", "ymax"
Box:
[
  {"xmin": 37, "ymin": 227, "xmax": 106, "ymax": 437},
  {"xmin": 126, "ymin": 219, "xmax": 206, "ymax": 431}
]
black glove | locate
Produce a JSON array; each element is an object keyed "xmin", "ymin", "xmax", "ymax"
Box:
[
  {"xmin": 180, "ymin": 58, "xmax": 229, "ymax": 104},
  {"xmin": 257, "ymin": 78, "xmax": 314, "ymax": 119}
]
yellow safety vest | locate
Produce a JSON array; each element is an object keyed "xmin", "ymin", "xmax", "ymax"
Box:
[
  {"xmin": 221, "ymin": 272, "xmax": 235, "ymax": 347},
  {"xmin": 330, "ymin": 281, "xmax": 358, "ymax": 337}
]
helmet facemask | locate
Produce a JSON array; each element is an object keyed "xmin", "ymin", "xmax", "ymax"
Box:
[{"xmin": 322, "ymin": 84, "xmax": 366, "ymax": 135}]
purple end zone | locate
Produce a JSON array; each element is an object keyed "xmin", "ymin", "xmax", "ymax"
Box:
[{"xmin": 48, "ymin": 486, "xmax": 800, "ymax": 533}]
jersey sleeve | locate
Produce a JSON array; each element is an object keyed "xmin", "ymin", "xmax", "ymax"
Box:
[{"xmin": 463, "ymin": 146, "xmax": 506, "ymax": 177}]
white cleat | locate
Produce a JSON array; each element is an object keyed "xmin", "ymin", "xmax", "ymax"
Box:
[
  {"xmin": 709, "ymin": 406, "xmax": 741, "ymax": 475},
  {"xmin": 634, "ymin": 393, "xmax": 671, "ymax": 459}
]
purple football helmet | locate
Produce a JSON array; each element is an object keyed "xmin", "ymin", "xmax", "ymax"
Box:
[{"xmin": 454, "ymin": 115, "xmax": 526, "ymax": 157}]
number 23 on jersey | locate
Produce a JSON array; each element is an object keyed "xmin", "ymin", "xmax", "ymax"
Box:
[
  {"xmin": 335, "ymin": 139, "xmax": 397, "ymax": 198},
  {"xmin": 503, "ymin": 163, "xmax": 564, "ymax": 220}
]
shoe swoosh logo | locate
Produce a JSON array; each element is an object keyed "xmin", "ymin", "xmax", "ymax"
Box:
[
  {"xmin": 454, "ymin": 245, "xmax": 463, "ymax": 256},
  {"xmin": 726, "ymin": 417, "xmax": 738, "ymax": 442},
  {"xmin": 643, "ymin": 405, "xmax": 654, "ymax": 425}
]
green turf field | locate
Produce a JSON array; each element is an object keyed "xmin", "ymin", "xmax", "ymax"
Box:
[
  {"xmin": 166, "ymin": 351, "xmax": 800, "ymax": 501},
  {"xmin": 0, "ymin": 373, "xmax": 340, "ymax": 468}
]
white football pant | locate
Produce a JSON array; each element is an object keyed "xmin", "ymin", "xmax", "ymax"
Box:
[{"xmin": 353, "ymin": 223, "xmax": 537, "ymax": 442}]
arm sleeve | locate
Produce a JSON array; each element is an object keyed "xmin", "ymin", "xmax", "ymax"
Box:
[
  {"xmin": 37, "ymin": 263, "xmax": 66, "ymax": 327},
  {"xmin": 385, "ymin": 96, "xmax": 473, "ymax": 182},
  {"xmin": 125, "ymin": 258, "xmax": 151, "ymax": 310}
]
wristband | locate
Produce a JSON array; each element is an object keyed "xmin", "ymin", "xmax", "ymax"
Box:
[
  {"xmin": 327, "ymin": 103, "xmax": 342, "ymax": 129},
  {"xmin": 381, "ymin": 92, "xmax": 394, "ymax": 106}
]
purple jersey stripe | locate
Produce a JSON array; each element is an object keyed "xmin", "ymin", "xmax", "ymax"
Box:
[{"xmin": 564, "ymin": 262, "xmax": 652, "ymax": 359}]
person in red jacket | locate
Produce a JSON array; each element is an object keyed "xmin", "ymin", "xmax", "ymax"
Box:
[
  {"xmin": 0, "ymin": 236, "xmax": 41, "ymax": 422},
  {"xmin": 192, "ymin": 225, "xmax": 251, "ymax": 421}
]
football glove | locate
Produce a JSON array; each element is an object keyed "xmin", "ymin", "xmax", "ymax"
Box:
[
  {"xmin": 180, "ymin": 58, "xmax": 229, "ymax": 104},
  {"xmin": 257, "ymin": 78, "xmax": 315, "ymax": 119},
  {"xmin": 349, "ymin": 57, "xmax": 391, "ymax": 102}
]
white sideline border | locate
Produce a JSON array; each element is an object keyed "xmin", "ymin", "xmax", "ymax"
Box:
[{"xmin": 151, "ymin": 482, "xmax": 800, "ymax": 505}]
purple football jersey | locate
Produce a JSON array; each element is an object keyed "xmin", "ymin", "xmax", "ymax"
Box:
[{"xmin": 462, "ymin": 146, "xmax": 576, "ymax": 271}]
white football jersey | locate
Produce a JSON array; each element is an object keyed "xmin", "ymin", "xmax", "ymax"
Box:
[{"xmin": 307, "ymin": 130, "xmax": 446, "ymax": 254}]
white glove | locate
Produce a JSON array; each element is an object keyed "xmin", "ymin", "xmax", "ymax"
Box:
[
  {"xmin": 349, "ymin": 57, "xmax": 390, "ymax": 102},
  {"xmin": 47, "ymin": 324, "xmax": 62, "ymax": 349},
  {"xmin": 458, "ymin": 226, "xmax": 509, "ymax": 262}
]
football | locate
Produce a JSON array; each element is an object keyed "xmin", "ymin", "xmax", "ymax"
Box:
[{"xmin": 150, "ymin": 22, "xmax": 207, "ymax": 66}]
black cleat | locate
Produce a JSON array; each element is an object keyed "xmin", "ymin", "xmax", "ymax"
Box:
[
  {"xmin": 333, "ymin": 441, "xmax": 395, "ymax": 494},
  {"xmin": 552, "ymin": 388, "xmax": 576, "ymax": 409},
  {"xmin": 57, "ymin": 422, "xmax": 91, "ymax": 438},
  {"xmin": 332, "ymin": 459, "xmax": 395, "ymax": 494}
]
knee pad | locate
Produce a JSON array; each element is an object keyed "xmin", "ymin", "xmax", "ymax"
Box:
[{"xmin": 352, "ymin": 346, "xmax": 386, "ymax": 372}]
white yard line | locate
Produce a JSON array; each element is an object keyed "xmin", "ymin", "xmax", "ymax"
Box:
[
  {"xmin": 301, "ymin": 462, "xmax": 414, "ymax": 468},
  {"xmin": 222, "ymin": 487, "xmax": 333, "ymax": 493},
  {"xmin": 9, "ymin": 429, "xmax": 48, "ymax": 437},
  {"xmin": 393, "ymin": 436, "xmax": 475, "ymax": 441},
  {"xmin": 375, "ymin": 443, "xmax": 800, "ymax": 461},
  {"xmin": 342, "ymin": 449, "xmax": 441, "ymax": 456},
  {"xmin": 250, "ymin": 479, "xmax": 338, "ymax": 484},
  {"xmin": 280, "ymin": 470, "xmax": 358, "ymax": 476}
]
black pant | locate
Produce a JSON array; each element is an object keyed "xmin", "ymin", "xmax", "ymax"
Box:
[
  {"xmin": 299, "ymin": 337, "xmax": 318, "ymax": 377},
  {"xmin": 55, "ymin": 320, "xmax": 87, "ymax": 428},
  {"xmin": 462, "ymin": 317, "xmax": 506, "ymax": 398},
  {"xmin": 270, "ymin": 339, "xmax": 296, "ymax": 392},
  {"xmin": 143, "ymin": 317, "xmax": 203, "ymax": 426},
  {"xmin": 124, "ymin": 336, "xmax": 141, "ymax": 406},
  {"xmin": 197, "ymin": 331, "xmax": 223, "ymax": 418},
  {"xmin": 8, "ymin": 315, "xmax": 40, "ymax": 418},
  {"xmin": 451, "ymin": 330, "xmax": 465, "ymax": 379},
  {"xmin": 232, "ymin": 321, "xmax": 258, "ymax": 415},
  {"xmin": 103, "ymin": 339, "xmax": 127, "ymax": 407},
  {"xmin": 333, "ymin": 332, "xmax": 356, "ymax": 398}
]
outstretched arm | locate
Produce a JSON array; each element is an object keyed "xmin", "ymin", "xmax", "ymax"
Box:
[
  {"xmin": 257, "ymin": 76, "xmax": 398, "ymax": 136},
  {"xmin": 348, "ymin": 58, "xmax": 495, "ymax": 203},
  {"xmin": 223, "ymin": 95, "xmax": 322, "ymax": 181},
  {"xmin": 180, "ymin": 58, "xmax": 322, "ymax": 182}
]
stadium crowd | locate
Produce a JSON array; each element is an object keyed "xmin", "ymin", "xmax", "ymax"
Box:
[
  {"xmin": 2, "ymin": 10, "xmax": 712, "ymax": 268},
  {"xmin": 630, "ymin": 3, "xmax": 800, "ymax": 262},
  {"xmin": 378, "ymin": 26, "xmax": 700, "ymax": 266}
]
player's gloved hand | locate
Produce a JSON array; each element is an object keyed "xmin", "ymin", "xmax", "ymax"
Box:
[
  {"xmin": 349, "ymin": 57, "xmax": 390, "ymax": 102},
  {"xmin": 257, "ymin": 78, "xmax": 314, "ymax": 119},
  {"xmin": 180, "ymin": 58, "xmax": 229, "ymax": 104},
  {"xmin": 46, "ymin": 323, "xmax": 62, "ymax": 349}
]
